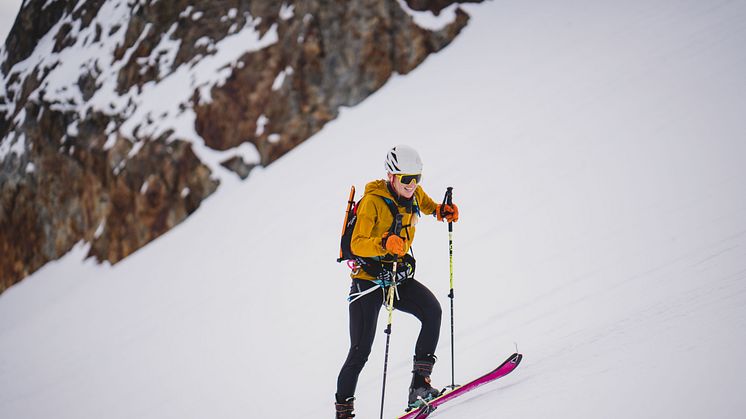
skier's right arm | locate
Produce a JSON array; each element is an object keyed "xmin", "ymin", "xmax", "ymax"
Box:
[{"xmin": 350, "ymin": 197, "xmax": 389, "ymax": 258}]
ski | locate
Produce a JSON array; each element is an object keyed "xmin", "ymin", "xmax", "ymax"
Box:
[{"xmin": 396, "ymin": 352, "xmax": 523, "ymax": 419}]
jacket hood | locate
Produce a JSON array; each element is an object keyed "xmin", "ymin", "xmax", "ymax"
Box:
[{"xmin": 364, "ymin": 179, "xmax": 393, "ymax": 198}]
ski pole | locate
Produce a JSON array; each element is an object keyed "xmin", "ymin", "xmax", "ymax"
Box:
[
  {"xmin": 380, "ymin": 214, "xmax": 403, "ymax": 419},
  {"xmin": 442, "ymin": 187, "xmax": 458, "ymax": 390},
  {"xmin": 379, "ymin": 273, "xmax": 395, "ymax": 419}
]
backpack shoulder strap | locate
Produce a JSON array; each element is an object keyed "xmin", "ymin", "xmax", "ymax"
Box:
[{"xmin": 379, "ymin": 196, "xmax": 400, "ymax": 219}]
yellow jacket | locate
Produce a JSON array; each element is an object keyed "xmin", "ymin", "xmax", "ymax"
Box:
[{"xmin": 351, "ymin": 180, "xmax": 439, "ymax": 280}]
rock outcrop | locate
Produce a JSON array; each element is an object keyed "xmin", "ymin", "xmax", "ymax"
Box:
[{"xmin": 0, "ymin": 0, "xmax": 482, "ymax": 293}]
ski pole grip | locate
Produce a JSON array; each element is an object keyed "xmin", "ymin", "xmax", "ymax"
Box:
[
  {"xmin": 441, "ymin": 187, "xmax": 454, "ymax": 218},
  {"xmin": 442, "ymin": 187, "xmax": 453, "ymax": 207},
  {"xmin": 390, "ymin": 213, "xmax": 403, "ymax": 236}
]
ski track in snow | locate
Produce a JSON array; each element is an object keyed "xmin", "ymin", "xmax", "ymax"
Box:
[{"xmin": 2, "ymin": 0, "xmax": 746, "ymax": 418}]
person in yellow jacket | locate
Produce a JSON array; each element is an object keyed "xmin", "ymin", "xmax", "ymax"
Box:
[{"xmin": 335, "ymin": 145, "xmax": 459, "ymax": 419}]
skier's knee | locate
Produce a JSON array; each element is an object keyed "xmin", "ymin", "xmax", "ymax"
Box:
[
  {"xmin": 433, "ymin": 301, "xmax": 442, "ymax": 319},
  {"xmin": 426, "ymin": 301, "xmax": 442, "ymax": 325},
  {"xmin": 345, "ymin": 345, "xmax": 371, "ymax": 368}
]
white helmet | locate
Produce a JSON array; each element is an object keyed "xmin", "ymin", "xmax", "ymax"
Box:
[{"xmin": 384, "ymin": 145, "xmax": 423, "ymax": 174}]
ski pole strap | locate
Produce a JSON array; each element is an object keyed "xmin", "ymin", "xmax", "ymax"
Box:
[{"xmin": 440, "ymin": 187, "xmax": 453, "ymax": 217}]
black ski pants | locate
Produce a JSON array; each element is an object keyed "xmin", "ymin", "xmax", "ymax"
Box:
[{"xmin": 336, "ymin": 278, "xmax": 442, "ymax": 400}]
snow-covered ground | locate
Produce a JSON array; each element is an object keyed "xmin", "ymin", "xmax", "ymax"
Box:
[{"xmin": 2, "ymin": 0, "xmax": 746, "ymax": 418}]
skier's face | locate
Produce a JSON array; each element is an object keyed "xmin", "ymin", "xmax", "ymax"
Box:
[{"xmin": 388, "ymin": 173, "xmax": 418, "ymax": 199}]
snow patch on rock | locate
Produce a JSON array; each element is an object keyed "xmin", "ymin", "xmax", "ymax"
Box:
[{"xmin": 396, "ymin": 0, "xmax": 459, "ymax": 31}]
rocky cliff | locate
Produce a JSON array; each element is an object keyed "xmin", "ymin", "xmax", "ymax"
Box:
[{"xmin": 0, "ymin": 0, "xmax": 482, "ymax": 292}]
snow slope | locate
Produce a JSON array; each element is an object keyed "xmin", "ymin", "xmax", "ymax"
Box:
[{"xmin": 2, "ymin": 1, "xmax": 746, "ymax": 418}]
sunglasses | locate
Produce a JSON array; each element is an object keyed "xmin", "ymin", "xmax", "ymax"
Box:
[{"xmin": 395, "ymin": 173, "xmax": 422, "ymax": 185}]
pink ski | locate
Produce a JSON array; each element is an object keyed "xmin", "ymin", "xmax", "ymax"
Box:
[{"xmin": 397, "ymin": 353, "xmax": 523, "ymax": 419}]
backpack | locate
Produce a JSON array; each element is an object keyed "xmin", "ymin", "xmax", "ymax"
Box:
[{"xmin": 337, "ymin": 186, "xmax": 409, "ymax": 278}]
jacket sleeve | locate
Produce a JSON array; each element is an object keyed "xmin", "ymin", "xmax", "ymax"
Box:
[
  {"xmin": 418, "ymin": 188, "xmax": 439, "ymax": 217},
  {"xmin": 350, "ymin": 196, "xmax": 388, "ymax": 258}
]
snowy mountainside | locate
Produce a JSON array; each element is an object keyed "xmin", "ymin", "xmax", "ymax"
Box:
[
  {"xmin": 0, "ymin": 0, "xmax": 478, "ymax": 291},
  {"xmin": 2, "ymin": 1, "xmax": 746, "ymax": 418}
]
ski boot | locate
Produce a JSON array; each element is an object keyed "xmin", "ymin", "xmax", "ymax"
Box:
[
  {"xmin": 335, "ymin": 394, "xmax": 355, "ymax": 418},
  {"xmin": 407, "ymin": 355, "xmax": 441, "ymax": 410}
]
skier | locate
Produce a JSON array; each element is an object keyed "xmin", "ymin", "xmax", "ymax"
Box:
[{"xmin": 335, "ymin": 145, "xmax": 459, "ymax": 418}]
